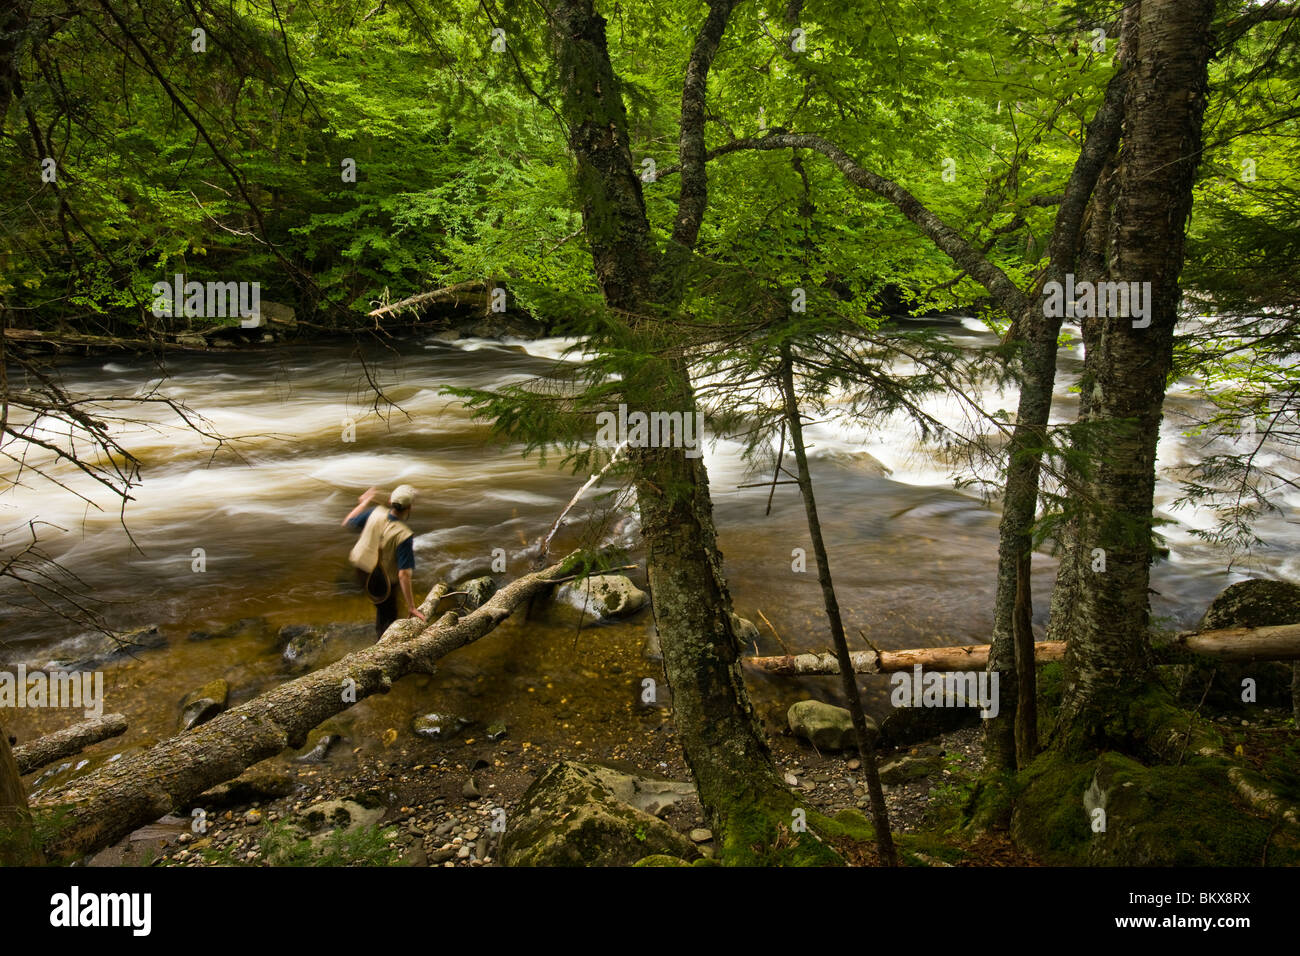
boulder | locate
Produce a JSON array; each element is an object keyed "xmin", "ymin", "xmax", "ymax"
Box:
[
  {"xmin": 877, "ymin": 689, "xmax": 982, "ymax": 748},
  {"xmin": 501, "ymin": 762, "xmax": 698, "ymax": 867},
  {"xmin": 819, "ymin": 449, "xmax": 893, "ymax": 477},
  {"xmin": 787, "ymin": 699, "xmax": 874, "ymax": 751},
  {"xmin": 179, "ymin": 678, "xmax": 229, "ymax": 732},
  {"xmin": 554, "ymin": 574, "xmax": 648, "ymax": 624},
  {"xmin": 1167, "ymin": 578, "xmax": 1300, "ymax": 711}
]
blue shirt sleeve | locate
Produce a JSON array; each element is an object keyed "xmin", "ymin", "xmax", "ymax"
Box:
[
  {"xmin": 396, "ymin": 536, "xmax": 415, "ymax": 572},
  {"xmin": 347, "ymin": 507, "xmax": 375, "ymax": 532}
]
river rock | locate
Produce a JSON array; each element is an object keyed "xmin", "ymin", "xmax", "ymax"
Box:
[
  {"xmin": 819, "ymin": 449, "xmax": 893, "ymax": 477},
  {"xmin": 555, "ymin": 574, "xmax": 648, "ymax": 624},
  {"xmin": 500, "ymin": 762, "xmax": 698, "ymax": 867},
  {"xmin": 461, "ymin": 576, "xmax": 498, "ymax": 610},
  {"xmin": 280, "ymin": 625, "xmax": 328, "ymax": 670},
  {"xmin": 179, "ymin": 679, "xmax": 229, "ymax": 731},
  {"xmin": 731, "ymin": 614, "xmax": 760, "ymax": 644},
  {"xmin": 787, "ymin": 699, "xmax": 872, "ymax": 751},
  {"xmin": 486, "ymin": 720, "xmax": 508, "ymax": 742},
  {"xmin": 44, "ymin": 624, "xmax": 166, "ymax": 671},
  {"xmin": 642, "ymin": 628, "xmax": 662, "ymax": 661},
  {"xmin": 412, "ymin": 713, "xmax": 470, "ymax": 741},
  {"xmin": 1167, "ymin": 578, "xmax": 1300, "ymax": 711}
]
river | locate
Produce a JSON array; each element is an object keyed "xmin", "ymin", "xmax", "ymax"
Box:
[{"xmin": 3, "ymin": 317, "xmax": 1297, "ymax": 791}]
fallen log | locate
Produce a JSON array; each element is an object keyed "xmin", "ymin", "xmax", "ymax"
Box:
[
  {"xmin": 366, "ymin": 279, "xmax": 494, "ymax": 318},
  {"xmin": 33, "ymin": 560, "xmax": 570, "ymax": 863},
  {"xmin": 13, "ymin": 714, "xmax": 128, "ymax": 775},
  {"xmin": 745, "ymin": 622, "xmax": 1300, "ymax": 676}
]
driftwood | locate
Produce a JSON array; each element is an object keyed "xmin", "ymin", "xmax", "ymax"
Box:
[
  {"xmin": 745, "ymin": 622, "xmax": 1300, "ymax": 676},
  {"xmin": 32, "ymin": 561, "xmax": 569, "ymax": 863},
  {"xmin": 13, "ymin": 714, "xmax": 128, "ymax": 775},
  {"xmin": 367, "ymin": 279, "xmax": 495, "ymax": 318},
  {"xmin": 3, "ymin": 328, "xmax": 205, "ymax": 352}
]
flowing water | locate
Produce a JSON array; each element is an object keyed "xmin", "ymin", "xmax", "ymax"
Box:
[{"xmin": 3, "ymin": 318, "xmax": 1297, "ymax": 788}]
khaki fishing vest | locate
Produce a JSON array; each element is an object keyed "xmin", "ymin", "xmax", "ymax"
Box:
[{"xmin": 349, "ymin": 509, "xmax": 414, "ymax": 587}]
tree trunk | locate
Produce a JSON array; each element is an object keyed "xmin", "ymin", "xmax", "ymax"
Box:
[
  {"xmin": 13, "ymin": 714, "xmax": 129, "ymax": 775},
  {"xmin": 31, "ymin": 564, "xmax": 566, "ymax": 862},
  {"xmin": 747, "ymin": 621, "xmax": 1300, "ymax": 675},
  {"xmin": 984, "ymin": 17, "xmax": 1135, "ymax": 772},
  {"xmin": 547, "ymin": 0, "xmax": 837, "ymax": 864},
  {"xmin": 1, "ymin": 719, "xmax": 42, "ymax": 865},
  {"xmin": 778, "ymin": 345, "xmax": 896, "ymax": 865},
  {"xmin": 1055, "ymin": 0, "xmax": 1217, "ymax": 754}
]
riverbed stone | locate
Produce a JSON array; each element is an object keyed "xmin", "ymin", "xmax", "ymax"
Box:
[
  {"xmin": 502, "ymin": 762, "xmax": 698, "ymax": 867},
  {"xmin": 179, "ymin": 679, "xmax": 229, "ymax": 732},
  {"xmin": 554, "ymin": 574, "xmax": 648, "ymax": 624},
  {"xmin": 787, "ymin": 699, "xmax": 871, "ymax": 751},
  {"xmin": 295, "ymin": 733, "xmax": 344, "ymax": 763},
  {"xmin": 1166, "ymin": 578, "xmax": 1300, "ymax": 711}
]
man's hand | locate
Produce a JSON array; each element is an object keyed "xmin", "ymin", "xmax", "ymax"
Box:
[
  {"xmin": 409, "ymin": 609, "xmax": 427, "ymax": 623},
  {"xmin": 360, "ymin": 486, "xmax": 379, "ymax": 504}
]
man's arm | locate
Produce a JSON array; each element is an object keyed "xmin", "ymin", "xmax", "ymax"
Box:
[
  {"xmin": 342, "ymin": 487, "xmax": 380, "ymax": 527},
  {"xmin": 398, "ymin": 569, "xmax": 425, "ymax": 623},
  {"xmin": 395, "ymin": 537, "xmax": 425, "ymax": 621}
]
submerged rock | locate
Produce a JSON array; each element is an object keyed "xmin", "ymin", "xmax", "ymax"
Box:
[
  {"xmin": 501, "ymin": 761, "xmax": 697, "ymax": 867},
  {"xmin": 179, "ymin": 678, "xmax": 229, "ymax": 732},
  {"xmin": 412, "ymin": 713, "xmax": 471, "ymax": 741},
  {"xmin": 43, "ymin": 624, "xmax": 166, "ymax": 671},
  {"xmin": 554, "ymin": 574, "xmax": 649, "ymax": 624}
]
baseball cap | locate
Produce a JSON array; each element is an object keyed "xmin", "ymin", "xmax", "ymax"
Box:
[{"xmin": 390, "ymin": 484, "xmax": 417, "ymax": 509}]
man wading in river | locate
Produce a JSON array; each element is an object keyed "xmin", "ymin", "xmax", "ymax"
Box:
[{"xmin": 343, "ymin": 484, "xmax": 426, "ymax": 638}]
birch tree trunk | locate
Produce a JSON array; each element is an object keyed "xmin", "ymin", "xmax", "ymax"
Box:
[{"xmin": 1055, "ymin": 0, "xmax": 1217, "ymax": 754}]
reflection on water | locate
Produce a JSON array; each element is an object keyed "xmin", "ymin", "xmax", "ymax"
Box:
[{"xmin": 2, "ymin": 323, "xmax": 1296, "ymax": 781}]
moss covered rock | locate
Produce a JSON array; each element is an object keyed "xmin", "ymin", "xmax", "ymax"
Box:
[
  {"xmin": 1168, "ymin": 578, "xmax": 1300, "ymax": 711},
  {"xmin": 1013, "ymin": 748, "xmax": 1300, "ymax": 866},
  {"xmin": 788, "ymin": 699, "xmax": 869, "ymax": 751},
  {"xmin": 501, "ymin": 762, "xmax": 697, "ymax": 867}
]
